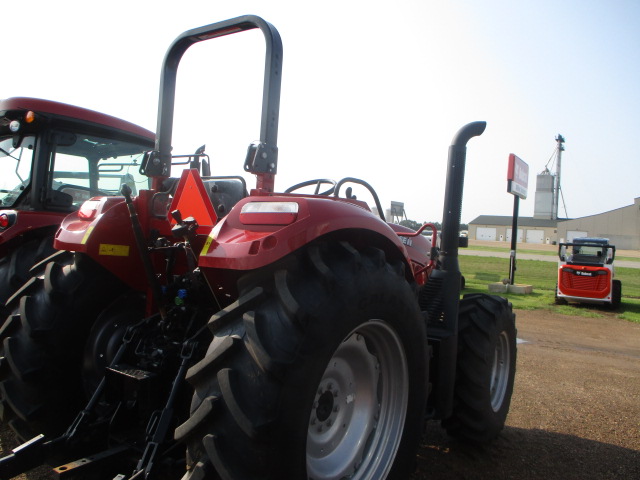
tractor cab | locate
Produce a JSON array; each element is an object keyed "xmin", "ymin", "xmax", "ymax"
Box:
[
  {"xmin": 0, "ymin": 98, "xmax": 156, "ymax": 310},
  {"xmin": 0, "ymin": 98, "xmax": 154, "ymax": 214}
]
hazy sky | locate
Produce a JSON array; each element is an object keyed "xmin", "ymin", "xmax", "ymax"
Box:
[{"xmin": 4, "ymin": 0, "xmax": 639, "ymax": 224}]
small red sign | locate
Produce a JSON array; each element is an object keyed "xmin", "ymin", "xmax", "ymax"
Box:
[{"xmin": 507, "ymin": 153, "xmax": 529, "ymax": 199}]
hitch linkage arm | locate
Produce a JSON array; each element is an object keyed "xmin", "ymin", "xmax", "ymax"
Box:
[
  {"xmin": 0, "ymin": 318, "xmax": 146, "ymax": 479},
  {"xmin": 124, "ymin": 340, "xmax": 197, "ymax": 480}
]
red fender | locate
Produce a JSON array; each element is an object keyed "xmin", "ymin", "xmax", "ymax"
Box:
[
  {"xmin": 54, "ymin": 192, "xmax": 175, "ymax": 291},
  {"xmin": 0, "ymin": 210, "xmax": 67, "ymax": 255},
  {"xmin": 198, "ymin": 195, "xmax": 426, "ymax": 277}
]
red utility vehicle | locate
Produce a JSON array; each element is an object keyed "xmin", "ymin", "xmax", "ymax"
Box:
[
  {"xmin": 0, "ymin": 16, "xmax": 516, "ymax": 480},
  {"xmin": 556, "ymin": 237, "xmax": 621, "ymax": 308},
  {"xmin": 0, "ymin": 97, "xmax": 155, "ymax": 317}
]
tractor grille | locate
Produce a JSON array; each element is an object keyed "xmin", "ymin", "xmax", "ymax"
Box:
[
  {"xmin": 560, "ymin": 272, "xmax": 607, "ymax": 291},
  {"xmin": 559, "ymin": 267, "xmax": 610, "ymax": 297}
]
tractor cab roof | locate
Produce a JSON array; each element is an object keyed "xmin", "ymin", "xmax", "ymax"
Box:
[{"xmin": 0, "ymin": 97, "xmax": 155, "ymax": 142}]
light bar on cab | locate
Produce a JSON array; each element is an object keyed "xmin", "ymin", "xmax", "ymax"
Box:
[{"xmin": 240, "ymin": 201, "xmax": 298, "ymax": 225}]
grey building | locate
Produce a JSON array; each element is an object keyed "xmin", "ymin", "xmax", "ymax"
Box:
[
  {"xmin": 469, "ymin": 197, "xmax": 640, "ymax": 249},
  {"xmin": 556, "ymin": 197, "xmax": 640, "ymax": 250}
]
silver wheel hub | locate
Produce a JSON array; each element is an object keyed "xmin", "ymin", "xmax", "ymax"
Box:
[
  {"xmin": 490, "ymin": 330, "xmax": 511, "ymax": 412},
  {"xmin": 307, "ymin": 320, "xmax": 409, "ymax": 480}
]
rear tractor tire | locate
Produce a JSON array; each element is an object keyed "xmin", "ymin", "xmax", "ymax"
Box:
[
  {"xmin": 177, "ymin": 241, "xmax": 428, "ymax": 480},
  {"xmin": 0, "ymin": 253, "xmax": 127, "ymax": 441},
  {"xmin": 443, "ymin": 293, "xmax": 517, "ymax": 443}
]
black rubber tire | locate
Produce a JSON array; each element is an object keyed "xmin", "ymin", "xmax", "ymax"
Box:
[
  {"xmin": 0, "ymin": 253, "xmax": 127, "ymax": 441},
  {"xmin": 0, "ymin": 235, "xmax": 56, "ymax": 318},
  {"xmin": 610, "ymin": 280, "xmax": 622, "ymax": 309},
  {"xmin": 554, "ymin": 283, "xmax": 567, "ymax": 305},
  {"xmin": 177, "ymin": 241, "xmax": 428, "ymax": 480},
  {"xmin": 82, "ymin": 291, "xmax": 146, "ymax": 396},
  {"xmin": 443, "ymin": 293, "xmax": 517, "ymax": 443}
]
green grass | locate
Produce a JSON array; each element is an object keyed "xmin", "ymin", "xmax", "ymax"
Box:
[{"xmin": 459, "ymin": 255, "xmax": 640, "ymax": 323}]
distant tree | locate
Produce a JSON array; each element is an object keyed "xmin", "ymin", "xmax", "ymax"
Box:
[{"xmin": 399, "ymin": 219, "xmax": 422, "ymax": 231}]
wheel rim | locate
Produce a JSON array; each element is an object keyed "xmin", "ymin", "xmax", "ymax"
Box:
[
  {"xmin": 490, "ymin": 331, "xmax": 511, "ymax": 412},
  {"xmin": 306, "ymin": 320, "xmax": 409, "ymax": 480}
]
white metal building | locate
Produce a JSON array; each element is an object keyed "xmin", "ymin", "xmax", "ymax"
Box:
[{"xmin": 469, "ymin": 216, "xmax": 560, "ymax": 244}]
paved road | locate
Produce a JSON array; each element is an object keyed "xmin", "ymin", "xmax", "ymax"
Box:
[{"xmin": 460, "ymin": 249, "xmax": 640, "ymax": 269}]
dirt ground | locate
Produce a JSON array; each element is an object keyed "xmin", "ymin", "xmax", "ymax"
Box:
[
  {"xmin": 2, "ymin": 309, "xmax": 639, "ymax": 479},
  {"xmin": 411, "ymin": 309, "xmax": 640, "ymax": 480}
]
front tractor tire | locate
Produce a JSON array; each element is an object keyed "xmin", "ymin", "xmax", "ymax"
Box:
[
  {"xmin": 443, "ymin": 293, "xmax": 517, "ymax": 443},
  {"xmin": 610, "ymin": 279, "xmax": 622, "ymax": 309},
  {"xmin": 0, "ymin": 253, "xmax": 126, "ymax": 441},
  {"xmin": 177, "ymin": 241, "xmax": 428, "ymax": 480},
  {"xmin": 0, "ymin": 236, "xmax": 57, "ymax": 318}
]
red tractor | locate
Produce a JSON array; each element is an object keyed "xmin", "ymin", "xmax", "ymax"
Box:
[
  {"xmin": 556, "ymin": 237, "xmax": 621, "ymax": 308},
  {"xmin": 0, "ymin": 16, "xmax": 517, "ymax": 480},
  {"xmin": 0, "ymin": 97, "xmax": 155, "ymax": 318}
]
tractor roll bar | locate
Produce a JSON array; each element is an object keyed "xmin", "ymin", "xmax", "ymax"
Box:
[{"xmin": 147, "ymin": 15, "xmax": 283, "ymax": 187}]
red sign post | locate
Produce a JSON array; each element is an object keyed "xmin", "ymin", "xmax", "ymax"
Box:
[{"xmin": 506, "ymin": 154, "xmax": 529, "ymax": 284}]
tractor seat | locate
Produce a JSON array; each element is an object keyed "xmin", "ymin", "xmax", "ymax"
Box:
[
  {"xmin": 201, "ymin": 178, "xmax": 248, "ymax": 217},
  {"xmin": 161, "ymin": 177, "xmax": 180, "ymax": 194}
]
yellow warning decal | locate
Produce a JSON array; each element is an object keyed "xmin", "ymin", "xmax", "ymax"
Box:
[
  {"xmin": 99, "ymin": 244, "xmax": 130, "ymax": 257},
  {"xmin": 81, "ymin": 226, "xmax": 94, "ymax": 245},
  {"xmin": 200, "ymin": 236, "xmax": 214, "ymax": 257}
]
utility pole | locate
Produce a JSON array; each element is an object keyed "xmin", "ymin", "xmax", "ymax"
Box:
[{"xmin": 553, "ymin": 134, "xmax": 565, "ymax": 219}]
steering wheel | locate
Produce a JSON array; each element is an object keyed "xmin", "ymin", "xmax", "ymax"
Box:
[{"xmin": 285, "ymin": 179, "xmax": 336, "ymax": 196}]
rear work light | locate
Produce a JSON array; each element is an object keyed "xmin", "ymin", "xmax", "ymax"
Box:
[
  {"xmin": 78, "ymin": 200, "xmax": 102, "ymax": 220},
  {"xmin": 240, "ymin": 202, "xmax": 298, "ymax": 225}
]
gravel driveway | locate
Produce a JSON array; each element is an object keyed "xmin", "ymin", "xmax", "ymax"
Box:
[
  {"xmin": 3, "ymin": 309, "xmax": 639, "ymax": 479},
  {"xmin": 411, "ymin": 309, "xmax": 640, "ymax": 479}
]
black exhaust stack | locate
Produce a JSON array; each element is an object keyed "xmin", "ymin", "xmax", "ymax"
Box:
[
  {"xmin": 439, "ymin": 121, "xmax": 486, "ymax": 295},
  {"xmin": 420, "ymin": 121, "xmax": 486, "ymax": 418}
]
